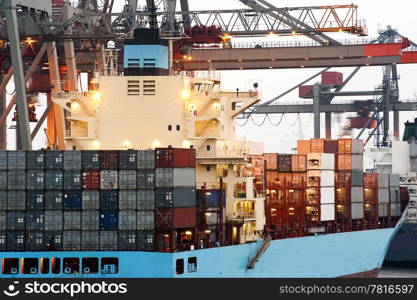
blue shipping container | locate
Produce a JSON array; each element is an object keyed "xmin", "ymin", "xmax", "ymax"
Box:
[
  {"xmin": 99, "ymin": 211, "xmax": 118, "ymax": 230},
  {"xmin": 63, "ymin": 192, "xmax": 82, "ymax": 210}
]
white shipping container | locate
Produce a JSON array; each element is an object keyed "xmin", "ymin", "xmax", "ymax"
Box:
[
  {"xmin": 307, "ymin": 170, "xmax": 334, "ymax": 187},
  {"xmin": 351, "ymin": 202, "xmax": 364, "ymax": 219},
  {"xmin": 350, "ymin": 139, "xmax": 364, "ymax": 154},
  {"xmin": 100, "ymin": 170, "xmax": 118, "ymax": 189},
  {"xmin": 378, "ymin": 188, "xmax": 389, "ymax": 204},
  {"xmin": 351, "ymin": 154, "xmax": 364, "ymax": 171},
  {"xmin": 306, "ymin": 153, "xmax": 335, "ymax": 170},
  {"xmin": 377, "ymin": 174, "xmax": 389, "ymax": 188},
  {"xmin": 392, "ymin": 141, "xmax": 410, "ymax": 173},
  {"xmin": 351, "ymin": 187, "xmax": 364, "ymax": 203},
  {"xmin": 378, "ymin": 203, "xmax": 389, "ymax": 217},
  {"xmin": 320, "ymin": 187, "xmax": 335, "ymax": 204},
  {"xmin": 173, "ymin": 168, "xmax": 196, "ymax": 187},
  {"xmin": 390, "ymin": 203, "xmax": 401, "ymax": 217},
  {"xmin": 389, "ymin": 174, "xmax": 400, "ymax": 187},
  {"xmin": 320, "ymin": 204, "xmax": 335, "ymax": 221}
]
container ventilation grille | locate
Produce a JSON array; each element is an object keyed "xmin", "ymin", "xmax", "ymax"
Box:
[
  {"xmin": 143, "ymin": 80, "xmax": 156, "ymax": 95},
  {"xmin": 127, "ymin": 80, "xmax": 140, "ymax": 96}
]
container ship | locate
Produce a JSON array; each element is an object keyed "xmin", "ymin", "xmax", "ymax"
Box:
[
  {"xmin": 0, "ymin": 27, "xmax": 409, "ymax": 278},
  {"xmin": 366, "ymin": 119, "xmax": 417, "ymax": 265}
]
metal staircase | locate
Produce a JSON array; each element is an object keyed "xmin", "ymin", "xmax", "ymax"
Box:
[{"xmin": 247, "ymin": 235, "xmax": 272, "ymax": 269}]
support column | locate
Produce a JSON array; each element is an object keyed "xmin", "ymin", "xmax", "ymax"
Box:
[
  {"xmin": 313, "ymin": 83, "xmax": 321, "ymax": 138},
  {"xmin": 180, "ymin": 0, "xmax": 191, "ymax": 27},
  {"xmin": 4, "ymin": 0, "xmax": 32, "ymax": 150},
  {"xmin": 47, "ymin": 41, "xmax": 65, "ymax": 150},
  {"xmin": 63, "ymin": 4, "xmax": 78, "ymax": 92},
  {"xmin": 382, "ymin": 65, "xmax": 391, "ymax": 146},
  {"xmin": 64, "ymin": 40, "xmax": 78, "ymax": 91},
  {"xmin": 392, "ymin": 64, "xmax": 400, "ymax": 141},
  {"xmin": 325, "ymin": 112, "xmax": 331, "ymax": 139}
]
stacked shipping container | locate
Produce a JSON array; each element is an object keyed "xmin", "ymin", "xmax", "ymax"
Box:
[
  {"xmin": 154, "ymin": 148, "xmax": 196, "ymax": 251},
  {"xmin": 0, "ymin": 148, "xmax": 196, "ymax": 252}
]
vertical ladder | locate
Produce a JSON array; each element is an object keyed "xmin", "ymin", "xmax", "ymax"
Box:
[{"xmin": 247, "ymin": 235, "xmax": 272, "ymax": 269}]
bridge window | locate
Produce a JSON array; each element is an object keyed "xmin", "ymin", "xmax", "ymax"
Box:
[
  {"xmin": 188, "ymin": 257, "xmax": 197, "ymax": 273},
  {"xmin": 40, "ymin": 258, "xmax": 49, "ymax": 274},
  {"xmin": 168, "ymin": 125, "xmax": 172, "ymax": 131},
  {"xmin": 63, "ymin": 258, "xmax": 80, "ymax": 274},
  {"xmin": 101, "ymin": 257, "xmax": 118, "ymax": 274},
  {"xmin": 176, "ymin": 259, "xmax": 184, "ymax": 275},
  {"xmin": 22, "ymin": 258, "xmax": 38, "ymax": 274},
  {"xmin": 176, "ymin": 125, "xmax": 180, "ymax": 131},
  {"xmin": 2, "ymin": 258, "xmax": 19, "ymax": 274},
  {"xmin": 82, "ymin": 258, "xmax": 99, "ymax": 274},
  {"xmin": 51, "ymin": 258, "xmax": 61, "ymax": 274}
]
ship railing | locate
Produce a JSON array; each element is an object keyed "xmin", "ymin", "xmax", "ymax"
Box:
[
  {"xmin": 234, "ymin": 212, "xmax": 256, "ymax": 219},
  {"xmin": 196, "ymin": 182, "xmax": 227, "ymax": 190},
  {"xmin": 195, "ymin": 37, "xmax": 405, "ymax": 50}
]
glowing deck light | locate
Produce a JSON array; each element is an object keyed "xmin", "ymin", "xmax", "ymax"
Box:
[
  {"xmin": 92, "ymin": 140, "xmax": 100, "ymax": 149},
  {"xmin": 181, "ymin": 89, "xmax": 190, "ymax": 100},
  {"xmin": 182, "ymin": 140, "xmax": 191, "ymax": 148},
  {"xmin": 91, "ymin": 91, "xmax": 102, "ymax": 101},
  {"xmin": 122, "ymin": 140, "xmax": 132, "ymax": 149},
  {"xmin": 71, "ymin": 102, "xmax": 80, "ymax": 110},
  {"xmin": 185, "ymin": 231, "xmax": 192, "ymax": 235},
  {"xmin": 152, "ymin": 140, "xmax": 161, "ymax": 148}
]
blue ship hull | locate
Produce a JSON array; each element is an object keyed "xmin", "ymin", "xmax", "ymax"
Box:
[
  {"xmin": 0, "ymin": 228, "xmax": 398, "ymax": 278},
  {"xmin": 385, "ymin": 222, "xmax": 417, "ymax": 263}
]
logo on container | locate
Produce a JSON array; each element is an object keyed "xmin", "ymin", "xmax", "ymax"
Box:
[{"xmin": 3, "ymin": 281, "xmax": 20, "ymax": 297}]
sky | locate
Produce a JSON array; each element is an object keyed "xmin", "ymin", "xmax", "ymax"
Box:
[{"xmin": 7, "ymin": 0, "xmax": 417, "ymax": 151}]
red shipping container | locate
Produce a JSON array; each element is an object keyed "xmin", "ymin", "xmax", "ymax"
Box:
[
  {"xmin": 264, "ymin": 153, "xmax": 277, "ymax": 170},
  {"xmin": 299, "ymin": 85, "xmax": 314, "ymax": 99},
  {"xmin": 321, "ymin": 72, "xmax": 343, "ymax": 86},
  {"xmin": 26, "ymin": 73, "xmax": 53, "ymax": 93},
  {"xmin": 155, "ymin": 207, "xmax": 196, "ymax": 229},
  {"xmin": 155, "ymin": 148, "xmax": 196, "ymax": 168},
  {"xmin": 324, "ymin": 140, "xmax": 338, "ymax": 154},
  {"xmin": 348, "ymin": 117, "xmax": 377, "ymax": 129},
  {"xmin": 82, "ymin": 171, "xmax": 100, "ymax": 189},
  {"xmin": 100, "ymin": 151, "xmax": 119, "ymax": 169}
]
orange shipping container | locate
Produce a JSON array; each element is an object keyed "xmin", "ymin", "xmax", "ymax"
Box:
[
  {"xmin": 264, "ymin": 153, "xmax": 277, "ymax": 170},
  {"xmin": 291, "ymin": 155, "xmax": 307, "ymax": 172},
  {"xmin": 364, "ymin": 173, "xmax": 378, "ymax": 187},
  {"xmin": 278, "ymin": 172, "xmax": 293, "ymax": 185},
  {"xmin": 310, "ymin": 138, "xmax": 325, "ymax": 153},
  {"xmin": 266, "ymin": 170, "xmax": 279, "ymax": 189},
  {"xmin": 336, "ymin": 154, "xmax": 363, "ymax": 171},
  {"xmin": 338, "ymin": 138, "xmax": 363, "ymax": 154},
  {"xmin": 297, "ymin": 140, "xmax": 311, "ymax": 155},
  {"xmin": 292, "ymin": 173, "xmax": 307, "ymax": 186}
]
